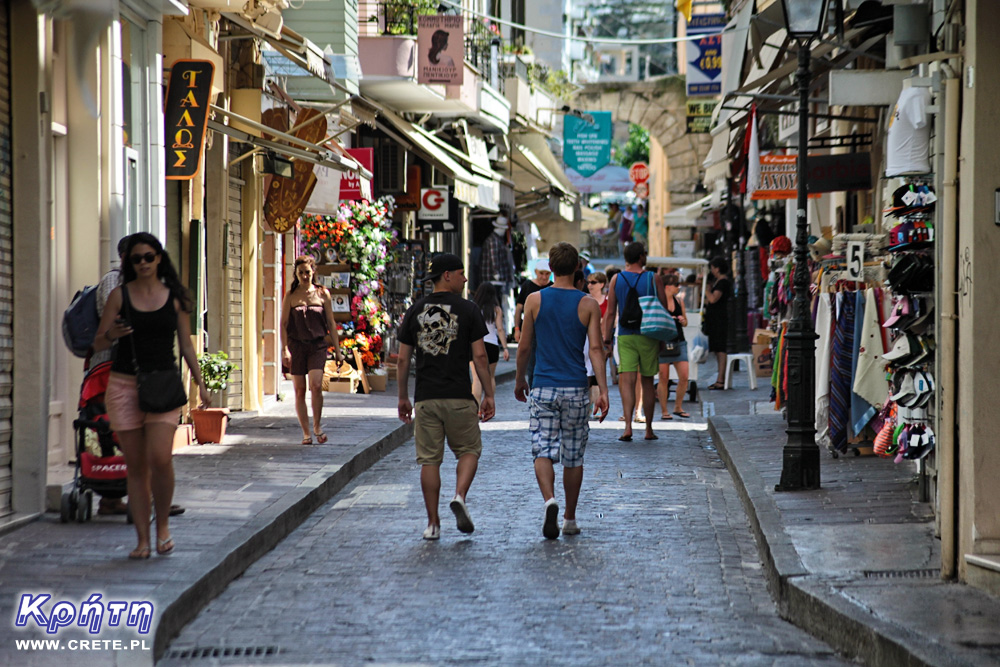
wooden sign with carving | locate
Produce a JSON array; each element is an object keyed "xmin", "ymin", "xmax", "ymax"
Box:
[{"xmin": 263, "ymin": 107, "xmax": 325, "ymax": 233}]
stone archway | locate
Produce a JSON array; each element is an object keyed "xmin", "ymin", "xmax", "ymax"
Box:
[{"xmin": 573, "ymin": 77, "xmax": 713, "ymax": 210}]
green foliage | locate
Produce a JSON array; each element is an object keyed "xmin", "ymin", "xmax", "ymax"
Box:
[
  {"xmin": 368, "ymin": 0, "xmax": 438, "ymax": 36},
  {"xmin": 612, "ymin": 123, "xmax": 650, "ymax": 166},
  {"xmin": 199, "ymin": 351, "xmax": 238, "ymax": 395}
]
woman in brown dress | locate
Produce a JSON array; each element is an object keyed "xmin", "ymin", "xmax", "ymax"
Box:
[{"xmin": 281, "ymin": 256, "xmax": 343, "ymax": 444}]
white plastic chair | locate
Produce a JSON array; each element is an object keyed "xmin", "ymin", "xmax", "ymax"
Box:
[{"xmin": 724, "ymin": 352, "xmax": 757, "ymax": 390}]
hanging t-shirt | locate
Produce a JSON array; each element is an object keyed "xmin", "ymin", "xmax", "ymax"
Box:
[
  {"xmin": 885, "ymin": 87, "xmax": 932, "ymax": 176},
  {"xmin": 397, "ymin": 292, "xmax": 488, "ymax": 403}
]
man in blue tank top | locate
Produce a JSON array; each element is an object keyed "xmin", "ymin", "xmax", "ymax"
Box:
[{"xmin": 515, "ymin": 243, "xmax": 609, "ymax": 539}]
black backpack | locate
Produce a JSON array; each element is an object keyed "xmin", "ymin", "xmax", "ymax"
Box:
[
  {"xmin": 619, "ymin": 272, "xmax": 644, "ymax": 329},
  {"xmin": 62, "ymin": 284, "xmax": 100, "ymax": 358}
]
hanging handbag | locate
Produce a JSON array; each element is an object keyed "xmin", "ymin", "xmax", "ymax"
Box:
[
  {"xmin": 123, "ymin": 286, "xmax": 188, "ymax": 413},
  {"xmin": 660, "ymin": 341, "xmax": 682, "ymax": 357},
  {"xmin": 638, "ymin": 274, "xmax": 679, "ymax": 342}
]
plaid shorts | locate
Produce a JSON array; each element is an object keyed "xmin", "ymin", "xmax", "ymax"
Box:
[{"xmin": 529, "ymin": 387, "xmax": 591, "ymax": 468}]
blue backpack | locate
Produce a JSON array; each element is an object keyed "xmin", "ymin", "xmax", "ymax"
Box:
[{"xmin": 62, "ymin": 284, "xmax": 100, "ymax": 358}]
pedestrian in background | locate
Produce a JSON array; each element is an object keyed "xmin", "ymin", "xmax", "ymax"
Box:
[
  {"xmin": 93, "ymin": 233, "xmax": 210, "ymax": 560},
  {"xmin": 281, "ymin": 255, "xmax": 342, "ymax": 445},
  {"xmin": 515, "ymin": 242, "xmax": 608, "ymax": 539},
  {"xmin": 705, "ymin": 256, "xmax": 733, "ymax": 390},
  {"xmin": 397, "ymin": 253, "xmax": 495, "ymax": 540},
  {"xmin": 513, "ymin": 258, "xmax": 551, "ymax": 343},
  {"xmin": 470, "ymin": 282, "xmax": 509, "ymax": 405},
  {"xmin": 632, "ymin": 203, "xmax": 648, "ymax": 247},
  {"xmin": 657, "ymin": 273, "xmax": 691, "ymax": 419},
  {"xmin": 603, "ymin": 242, "xmax": 666, "ymax": 441}
]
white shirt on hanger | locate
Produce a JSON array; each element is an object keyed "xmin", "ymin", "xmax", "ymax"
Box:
[{"xmin": 885, "ymin": 87, "xmax": 932, "ymax": 177}]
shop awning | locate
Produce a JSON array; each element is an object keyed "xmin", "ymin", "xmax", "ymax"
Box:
[
  {"xmin": 208, "ymin": 106, "xmax": 372, "ymax": 180},
  {"xmin": 511, "ymin": 133, "xmax": 576, "ymax": 197},
  {"xmin": 377, "ymin": 109, "xmax": 486, "ymax": 208},
  {"xmin": 664, "ymin": 195, "xmax": 717, "ymax": 227},
  {"xmin": 580, "ymin": 206, "xmax": 609, "ymax": 232}
]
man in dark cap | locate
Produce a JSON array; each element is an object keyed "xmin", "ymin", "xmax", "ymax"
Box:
[{"xmin": 397, "ymin": 253, "xmax": 495, "ymax": 540}]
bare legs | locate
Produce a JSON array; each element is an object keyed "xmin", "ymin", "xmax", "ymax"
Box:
[
  {"xmin": 658, "ymin": 361, "xmax": 690, "ymax": 415},
  {"xmin": 119, "ymin": 423, "xmax": 176, "ymax": 556},
  {"xmin": 470, "ymin": 362, "xmax": 498, "ymax": 404},
  {"xmin": 292, "ymin": 369, "xmax": 327, "ymax": 441},
  {"xmin": 421, "ymin": 453, "xmax": 479, "ymax": 528},
  {"xmin": 619, "ymin": 372, "xmax": 656, "ymax": 438},
  {"xmin": 533, "ymin": 459, "xmax": 584, "ymax": 521}
]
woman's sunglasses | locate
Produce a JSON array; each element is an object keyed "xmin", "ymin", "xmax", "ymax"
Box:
[
  {"xmin": 587, "ymin": 280, "xmax": 603, "ymax": 286},
  {"xmin": 130, "ymin": 252, "xmax": 157, "ymax": 265}
]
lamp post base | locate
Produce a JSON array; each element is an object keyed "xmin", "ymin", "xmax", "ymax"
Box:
[{"xmin": 775, "ymin": 438, "xmax": 821, "ymax": 491}]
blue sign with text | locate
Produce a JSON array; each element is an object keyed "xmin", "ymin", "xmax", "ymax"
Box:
[
  {"xmin": 686, "ymin": 13, "xmax": 726, "ymax": 97},
  {"xmin": 563, "ymin": 111, "xmax": 613, "ymax": 178}
]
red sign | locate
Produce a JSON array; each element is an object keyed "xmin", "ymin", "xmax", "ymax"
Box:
[
  {"xmin": 629, "ymin": 162, "xmax": 650, "ymax": 184},
  {"xmin": 633, "ymin": 182, "xmax": 649, "ymax": 199},
  {"xmin": 339, "ymin": 148, "xmax": 375, "ymax": 200}
]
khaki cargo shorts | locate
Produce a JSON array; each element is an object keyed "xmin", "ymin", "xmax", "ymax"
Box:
[{"xmin": 414, "ymin": 398, "xmax": 483, "ymax": 465}]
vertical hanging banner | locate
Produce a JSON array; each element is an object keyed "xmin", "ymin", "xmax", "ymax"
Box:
[
  {"xmin": 339, "ymin": 148, "xmax": 375, "ymax": 200},
  {"xmin": 418, "ymin": 15, "xmax": 464, "ymax": 85},
  {"xmin": 685, "ymin": 14, "xmax": 725, "ymax": 97},
  {"xmin": 563, "ymin": 111, "xmax": 613, "ymax": 178},
  {"xmin": 164, "ymin": 60, "xmax": 215, "ymax": 180}
]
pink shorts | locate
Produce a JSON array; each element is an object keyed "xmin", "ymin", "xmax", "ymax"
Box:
[{"xmin": 105, "ymin": 373, "xmax": 181, "ymax": 432}]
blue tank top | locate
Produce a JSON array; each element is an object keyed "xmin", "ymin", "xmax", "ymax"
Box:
[
  {"xmin": 532, "ymin": 288, "xmax": 588, "ymax": 388},
  {"xmin": 615, "ymin": 270, "xmax": 654, "ymax": 336}
]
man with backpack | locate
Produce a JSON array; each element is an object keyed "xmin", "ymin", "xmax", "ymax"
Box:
[{"xmin": 603, "ymin": 242, "xmax": 666, "ymax": 442}]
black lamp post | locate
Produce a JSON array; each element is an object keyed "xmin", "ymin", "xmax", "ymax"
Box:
[{"xmin": 775, "ymin": 0, "xmax": 827, "ymax": 492}]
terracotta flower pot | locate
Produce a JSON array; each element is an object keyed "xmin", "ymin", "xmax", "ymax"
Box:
[{"xmin": 191, "ymin": 407, "xmax": 230, "ymax": 444}]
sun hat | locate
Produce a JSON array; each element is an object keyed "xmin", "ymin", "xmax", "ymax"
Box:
[
  {"xmin": 770, "ymin": 236, "xmax": 792, "ymax": 255},
  {"xmin": 533, "ymin": 258, "xmax": 550, "ymax": 272},
  {"xmin": 425, "ymin": 253, "xmax": 464, "ymax": 281},
  {"xmin": 493, "ymin": 215, "xmax": 509, "ymax": 230}
]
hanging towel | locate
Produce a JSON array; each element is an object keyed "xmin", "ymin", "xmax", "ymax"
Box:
[
  {"xmin": 853, "ymin": 288, "xmax": 888, "ymax": 409},
  {"xmin": 814, "ymin": 294, "xmax": 834, "ymax": 450},
  {"xmin": 829, "ymin": 292, "xmax": 855, "ymax": 453},
  {"xmin": 850, "ymin": 289, "xmax": 877, "ymax": 437}
]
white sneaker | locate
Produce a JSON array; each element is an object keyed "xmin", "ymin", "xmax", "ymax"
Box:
[
  {"xmin": 561, "ymin": 519, "xmax": 581, "ymax": 535},
  {"xmin": 449, "ymin": 496, "xmax": 475, "ymax": 534},
  {"xmin": 422, "ymin": 524, "xmax": 440, "ymax": 540},
  {"xmin": 543, "ymin": 498, "xmax": 560, "ymax": 539}
]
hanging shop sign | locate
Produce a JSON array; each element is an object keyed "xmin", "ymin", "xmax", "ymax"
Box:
[
  {"xmin": 685, "ymin": 14, "xmax": 725, "ymax": 97},
  {"xmin": 263, "ymin": 108, "xmax": 325, "ymax": 233},
  {"xmin": 418, "ymin": 15, "xmax": 464, "ymax": 86},
  {"xmin": 164, "ymin": 60, "xmax": 215, "ymax": 180},
  {"xmin": 395, "ymin": 165, "xmax": 422, "ymax": 211},
  {"xmin": 339, "ymin": 148, "xmax": 375, "ymax": 200},
  {"xmin": 686, "ymin": 99, "xmax": 717, "ymax": 134},
  {"xmin": 419, "ymin": 187, "xmax": 458, "ymax": 232},
  {"xmin": 751, "ymin": 153, "xmax": 873, "ymax": 200},
  {"xmin": 563, "ymin": 111, "xmax": 613, "ymax": 178}
]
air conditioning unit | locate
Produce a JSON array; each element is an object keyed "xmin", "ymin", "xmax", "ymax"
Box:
[{"xmin": 377, "ymin": 141, "xmax": 407, "ymax": 193}]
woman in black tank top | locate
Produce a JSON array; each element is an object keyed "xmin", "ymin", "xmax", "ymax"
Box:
[
  {"xmin": 93, "ymin": 233, "xmax": 210, "ymax": 560},
  {"xmin": 657, "ymin": 273, "xmax": 692, "ymax": 419}
]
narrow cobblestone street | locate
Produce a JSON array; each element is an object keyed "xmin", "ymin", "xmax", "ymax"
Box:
[{"xmin": 164, "ymin": 389, "xmax": 849, "ymax": 666}]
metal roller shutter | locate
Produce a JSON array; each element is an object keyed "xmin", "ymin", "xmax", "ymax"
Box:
[
  {"xmin": 0, "ymin": 0, "xmax": 13, "ymax": 517},
  {"xmin": 226, "ymin": 167, "xmax": 244, "ymax": 411}
]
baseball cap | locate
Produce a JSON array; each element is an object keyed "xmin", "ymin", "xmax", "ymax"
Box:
[
  {"xmin": 883, "ymin": 298, "xmax": 914, "ymax": 329},
  {"xmin": 883, "ymin": 333, "xmax": 917, "ymax": 363},
  {"xmin": 425, "ymin": 253, "xmax": 464, "ymax": 281},
  {"xmin": 580, "ymin": 250, "xmax": 592, "ymax": 261}
]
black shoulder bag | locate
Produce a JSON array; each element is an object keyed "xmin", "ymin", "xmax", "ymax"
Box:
[{"xmin": 123, "ymin": 286, "xmax": 188, "ymax": 413}]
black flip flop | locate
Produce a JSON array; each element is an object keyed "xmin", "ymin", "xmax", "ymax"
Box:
[
  {"xmin": 673, "ymin": 411, "xmax": 691, "ymax": 419},
  {"xmin": 618, "ymin": 434, "xmax": 633, "ymax": 442},
  {"xmin": 644, "ymin": 434, "xmax": 659, "ymax": 441}
]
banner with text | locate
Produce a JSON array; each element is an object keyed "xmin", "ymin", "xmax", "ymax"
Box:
[
  {"xmin": 563, "ymin": 111, "xmax": 613, "ymax": 178},
  {"xmin": 751, "ymin": 153, "xmax": 873, "ymax": 200},
  {"xmin": 418, "ymin": 15, "xmax": 464, "ymax": 85},
  {"xmin": 685, "ymin": 14, "xmax": 725, "ymax": 97},
  {"xmin": 686, "ymin": 99, "xmax": 717, "ymax": 134}
]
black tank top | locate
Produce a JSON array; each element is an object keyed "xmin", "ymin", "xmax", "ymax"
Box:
[
  {"xmin": 666, "ymin": 294, "xmax": 686, "ymax": 342},
  {"xmin": 111, "ymin": 286, "xmax": 179, "ymax": 375}
]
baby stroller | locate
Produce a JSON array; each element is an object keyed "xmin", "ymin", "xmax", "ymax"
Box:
[{"xmin": 60, "ymin": 360, "xmax": 132, "ymax": 524}]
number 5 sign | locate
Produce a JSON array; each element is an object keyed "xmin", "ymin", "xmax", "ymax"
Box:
[{"xmin": 846, "ymin": 241, "xmax": 864, "ymax": 281}]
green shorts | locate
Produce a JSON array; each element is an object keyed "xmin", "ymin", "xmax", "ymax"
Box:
[{"xmin": 617, "ymin": 334, "xmax": 660, "ymax": 377}]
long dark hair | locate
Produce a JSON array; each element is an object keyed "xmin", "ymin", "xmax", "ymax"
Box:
[
  {"xmin": 472, "ymin": 282, "xmax": 499, "ymax": 321},
  {"xmin": 290, "ymin": 255, "xmax": 319, "ymax": 293},
  {"xmin": 709, "ymin": 256, "xmax": 730, "ymax": 276},
  {"xmin": 121, "ymin": 232, "xmax": 193, "ymax": 313}
]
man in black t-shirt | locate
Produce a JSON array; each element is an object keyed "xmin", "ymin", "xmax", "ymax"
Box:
[{"xmin": 397, "ymin": 253, "xmax": 495, "ymax": 541}]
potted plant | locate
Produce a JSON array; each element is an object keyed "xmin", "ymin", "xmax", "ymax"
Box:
[{"xmin": 191, "ymin": 351, "xmax": 238, "ymax": 443}]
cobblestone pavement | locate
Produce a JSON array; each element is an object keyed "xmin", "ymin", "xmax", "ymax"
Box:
[{"xmin": 164, "ymin": 389, "xmax": 850, "ymax": 666}]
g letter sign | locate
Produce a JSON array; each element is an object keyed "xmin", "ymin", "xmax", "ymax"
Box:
[{"xmin": 164, "ymin": 60, "xmax": 214, "ymax": 180}]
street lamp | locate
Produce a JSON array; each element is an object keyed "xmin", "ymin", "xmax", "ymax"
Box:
[{"xmin": 775, "ymin": 0, "xmax": 828, "ymax": 492}]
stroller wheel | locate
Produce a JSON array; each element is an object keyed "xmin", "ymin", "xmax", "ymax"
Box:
[
  {"xmin": 83, "ymin": 490, "xmax": 93, "ymax": 521},
  {"xmin": 60, "ymin": 492, "xmax": 72, "ymax": 523},
  {"xmin": 75, "ymin": 490, "xmax": 88, "ymax": 523}
]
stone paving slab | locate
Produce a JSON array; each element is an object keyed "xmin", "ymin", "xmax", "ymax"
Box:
[{"xmin": 708, "ymin": 412, "xmax": 1000, "ymax": 667}]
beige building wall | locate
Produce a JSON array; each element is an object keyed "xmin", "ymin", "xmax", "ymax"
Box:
[
  {"xmin": 957, "ymin": 0, "xmax": 1000, "ymax": 594},
  {"xmin": 648, "ymin": 134, "xmax": 670, "ymax": 256}
]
